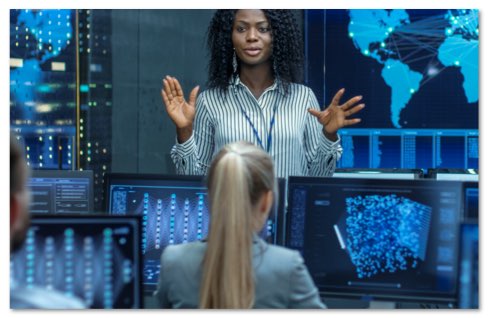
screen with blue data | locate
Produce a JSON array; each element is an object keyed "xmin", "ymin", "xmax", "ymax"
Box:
[
  {"xmin": 286, "ymin": 177, "xmax": 463, "ymax": 303},
  {"xmin": 104, "ymin": 174, "xmax": 284, "ymax": 292},
  {"xmin": 458, "ymin": 223, "xmax": 478, "ymax": 308},
  {"xmin": 10, "ymin": 215, "xmax": 142, "ymax": 308},
  {"xmin": 28, "ymin": 170, "xmax": 93, "ymax": 214},
  {"xmin": 305, "ymin": 9, "xmax": 479, "ymax": 170}
]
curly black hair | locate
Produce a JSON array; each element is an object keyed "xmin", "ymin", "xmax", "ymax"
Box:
[{"xmin": 206, "ymin": 9, "xmax": 303, "ymax": 94}]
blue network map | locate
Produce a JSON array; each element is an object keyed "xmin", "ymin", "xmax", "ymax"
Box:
[
  {"xmin": 339, "ymin": 194, "xmax": 432, "ymax": 279},
  {"xmin": 347, "ymin": 9, "xmax": 478, "ymax": 128},
  {"xmin": 315, "ymin": 9, "xmax": 479, "ymax": 169}
]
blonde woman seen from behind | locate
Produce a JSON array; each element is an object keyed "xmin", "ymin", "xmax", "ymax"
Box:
[{"xmin": 154, "ymin": 141, "xmax": 326, "ymax": 309}]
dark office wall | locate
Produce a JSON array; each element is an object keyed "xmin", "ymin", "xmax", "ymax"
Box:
[
  {"xmin": 111, "ymin": 9, "xmax": 213, "ymax": 174},
  {"xmin": 112, "ymin": 9, "xmax": 303, "ymax": 175}
]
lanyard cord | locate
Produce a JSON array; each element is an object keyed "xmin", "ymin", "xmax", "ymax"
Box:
[{"xmin": 234, "ymin": 87, "xmax": 280, "ymax": 153}]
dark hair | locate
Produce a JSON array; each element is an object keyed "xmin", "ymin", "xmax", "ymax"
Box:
[
  {"xmin": 10, "ymin": 134, "xmax": 24, "ymax": 193},
  {"xmin": 206, "ymin": 9, "xmax": 303, "ymax": 94}
]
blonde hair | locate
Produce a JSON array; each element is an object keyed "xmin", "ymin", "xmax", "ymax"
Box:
[{"xmin": 199, "ymin": 141, "xmax": 276, "ymax": 308}]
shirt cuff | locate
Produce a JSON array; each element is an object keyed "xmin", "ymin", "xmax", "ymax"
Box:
[
  {"xmin": 173, "ymin": 133, "xmax": 196, "ymax": 157},
  {"xmin": 319, "ymin": 133, "xmax": 341, "ymax": 153}
]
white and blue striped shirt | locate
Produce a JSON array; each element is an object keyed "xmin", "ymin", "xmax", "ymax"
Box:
[{"xmin": 170, "ymin": 76, "xmax": 343, "ymax": 178}]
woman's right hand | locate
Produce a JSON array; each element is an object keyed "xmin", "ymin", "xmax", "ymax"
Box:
[{"xmin": 161, "ymin": 75, "xmax": 200, "ymax": 131}]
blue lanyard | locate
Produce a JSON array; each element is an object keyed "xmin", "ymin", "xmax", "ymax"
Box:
[{"xmin": 234, "ymin": 88, "xmax": 280, "ymax": 153}]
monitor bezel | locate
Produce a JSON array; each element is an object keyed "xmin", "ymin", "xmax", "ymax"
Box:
[
  {"xmin": 333, "ymin": 168, "xmax": 424, "ymax": 180},
  {"xmin": 427, "ymin": 169, "xmax": 479, "ymax": 181}
]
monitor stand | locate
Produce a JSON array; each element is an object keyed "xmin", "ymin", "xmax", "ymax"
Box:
[{"xmin": 369, "ymin": 301, "xmax": 396, "ymax": 309}]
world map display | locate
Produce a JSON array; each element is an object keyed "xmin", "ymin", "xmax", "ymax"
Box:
[
  {"xmin": 325, "ymin": 9, "xmax": 479, "ymax": 130},
  {"xmin": 348, "ymin": 9, "xmax": 478, "ymax": 128}
]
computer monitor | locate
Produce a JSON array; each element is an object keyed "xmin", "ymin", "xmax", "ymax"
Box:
[
  {"xmin": 10, "ymin": 215, "xmax": 142, "ymax": 309},
  {"xmin": 286, "ymin": 177, "xmax": 464, "ymax": 304},
  {"xmin": 427, "ymin": 169, "xmax": 479, "ymax": 182},
  {"xmin": 103, "ymin": 173, "xmax": 287, "ymax": 292},
  {"xmin": 462, "ymin": 182, "xmax": 478, "ymax": 221},
  {"xmin": 28, "ymin": 170, "xmax": 94, "ymax": 214},
  {"xmin": 333, "ymin": 169, "xmax": 423, "ymax": 180},
  {"xmin": 457, "ymin": 222, "xmax": 479, "ymax": 308}
]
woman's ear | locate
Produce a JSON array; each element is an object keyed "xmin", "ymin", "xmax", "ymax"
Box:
[
  {"xmin": 253, "ymin": 190, "xmax": 274, "ymax": 232},
  {"xmin": 260, "ymin": 190, "xmax": 274, "ymax": 214}
]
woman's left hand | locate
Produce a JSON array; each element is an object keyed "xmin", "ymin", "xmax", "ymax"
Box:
[{"xmin": 308, "ymin": 88, "xmax": 365, "ymax": 136}]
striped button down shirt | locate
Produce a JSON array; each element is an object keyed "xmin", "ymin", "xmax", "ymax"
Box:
[{"xmin": 170, "ymin": 76, "xmax": 343, "ymax": 178}]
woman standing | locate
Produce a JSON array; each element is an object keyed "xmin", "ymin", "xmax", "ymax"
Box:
[{"xmin": 162, "ymin": 9, "xmax": 364, "ymax": 177}]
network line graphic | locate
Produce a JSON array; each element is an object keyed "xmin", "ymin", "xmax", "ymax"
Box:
[
  {"xmin": 334, "ymin": 194, "xmax": 432, "ymax": 279},
  {"xmin": 347, "ymin": 9, "xmax": 478, "ymax": 128}
]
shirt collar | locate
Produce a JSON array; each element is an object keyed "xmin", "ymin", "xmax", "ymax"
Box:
[{"xmin": 231, "ymin": 74, "xmax": 286, "ymax": 96}]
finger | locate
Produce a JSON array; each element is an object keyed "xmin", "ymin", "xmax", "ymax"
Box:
[
  {"xmin": 308, "ymin": 109, "xmax": 330, "ymax": 126},
  {"xmin": 343, "ymin": 118, "xmax": 362, "ymax": 126},
  {"xmin": 161, "ymin": 89, "xmax": 169, "ymax": 105},
  {"xmin": 307, "ymin": 108, "xmax": 322, "ymax": 119},
  {"xmin": 163, "ymin": 78, "xmax": 173, "ymax": 99},
  {"xmin": 345, "ymin": 104, "xmax": 365, "ymax": 117},
  {"xmin": 162, "ymin": 90, "xmax": 177, "ymax": 110},
  {"xmin": 188, "ymin": 86, "xmax": 200, "ymax": 107},
  {"xmin": 161, "ymin": 90, "xmax": 175, "ymax": 113},
  {"xmin": 308, "ymin": 108, "xmax": 330, "ymax": 119},
  {"xmin": 342, "ymin": 95, "xmax": 363, "ymax": 111},
  {"xmin": 173, "ymin": 77, "xmax": 184, "ymax": 98},
  {"xmin": 167, "ymin": 76, "xmax": 178, "ymax": 97},
  {"xmin": 330, "ymin": 88, "xmax": 345, "ymax": 106}
]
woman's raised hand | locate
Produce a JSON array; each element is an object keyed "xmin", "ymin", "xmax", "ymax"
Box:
[
  {"xmin": 161, "ymin": 75, "xmax": 200, "ymax": 130},
  {"xmin": 308, "ymin": 88, "xmax": 365, "ymax": 137}
]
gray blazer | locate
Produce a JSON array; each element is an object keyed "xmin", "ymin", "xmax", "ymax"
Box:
[{"xmin": 154, "ymin": 236, "xmax": 326, "ymax": 309}]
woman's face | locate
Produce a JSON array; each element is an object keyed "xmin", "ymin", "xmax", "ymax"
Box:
[{"xmin": 232, "ymin": 10, "xmax": 273, "ymax": 68}]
